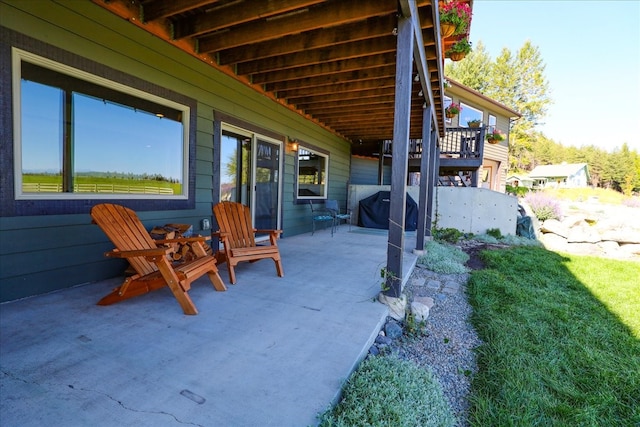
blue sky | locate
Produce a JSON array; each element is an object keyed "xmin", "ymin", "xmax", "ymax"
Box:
[{"xmin": 468, "ymin": 0, "xmax": 640, "ymax": 152}]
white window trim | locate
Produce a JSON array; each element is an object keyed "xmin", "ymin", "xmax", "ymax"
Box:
[
  {"xmin": 12, "ymin": 47, "xmax": 190, "ymax": 200},
  {"xmin": 459, "ymin": 102, "xmax": 483, "ymax": 128},
  {"xmin": 296, "ymin": 145, "xmax": 329, "ymax": 200}
]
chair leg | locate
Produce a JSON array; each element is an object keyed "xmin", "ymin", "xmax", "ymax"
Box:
[
  {"xmin": 227, "ymin": 263, "xmax": 237, "ymax": 285},
  {"xmin": 155, "ymin": 259, "xmax": 199, "ymax": 315},
  {"xmin": 273, "ymin": 257, "xmax": 284, "ymax": 277},
  {"xmin": 207, "ymin": 270, "xmax": 227, "ymax": 291}
]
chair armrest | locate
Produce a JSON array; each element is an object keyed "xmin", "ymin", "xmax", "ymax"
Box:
[
  {"xmin": 254, "ymin": 229, "xmax": 283, "ymax": 236},
  {"xmin": 211, "ymin": 231, "xmax": 231, "ymax": 240},
  {"xmin": 105, "ymin": 247, "xmax": 170, "ymax": 258}
]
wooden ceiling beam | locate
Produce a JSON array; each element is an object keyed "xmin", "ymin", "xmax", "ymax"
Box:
[
  {"xmin": 320, "ymin": 113, "xmax": 397, "ymax": 124},
  {"xmin": 308, "ymin": 103, "xmax": 395, "ymax": 116},
  {"xmin": 173, "ymin": 0, "xmax": 324, "ymax": 39},
  {"xmin": 264, "ymin": 65, "xmax": 396, "ymax": 92},
  {"xmin": 236, "ymin": 36, "xmax": 396, "ymax": 75},
  {"xmin": 296, "ymin": 94, "xmax": 397, "ymax": 110},
  {"xmin": 251, "ymin": 52, "xmax": 397, "ymax": 85},
  {"xmin": 142, "ymin": 0, "xmax": 219, "ymax": 22},
  {"xmin": 311, "ymin": 102, "xmax": 424, "ymax": 119},
  {"xmin": 290, "ymin": 87, "xmax": 396, "ymax": 106},
  {"xmin": 218, "ymin": 14, "xmax": 396, "ymax": 66},
  {"xmin": 197, "ymin": 0, "xmax": 397, "ymax": 53},
  {"xmin": 277, "ymin": 77, "xmax": 398, "ymax": 99},
  {"xmin": 321, "ymin": 113, "xmax": 425, "ymax": 128}
]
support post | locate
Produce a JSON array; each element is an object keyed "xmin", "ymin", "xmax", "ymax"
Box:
[
  {"xmin": 384, "ymin": 15, "xmax": 413, "ymax": 298},
  {"xmin": 416, "ymin": 106, "xmax": 433, "ymax": 252},
  {"xmin": 426, "ymin": 135, "xmax": 439, "ymax": 235},
  {"xmin": 377, "ymin": 140, "xmax": 385, "ymax": 185}
]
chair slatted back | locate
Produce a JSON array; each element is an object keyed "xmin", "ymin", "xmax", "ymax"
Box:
[
  {"xmin": 325, "ymin": 199, "xmax": 339, "ymax": 213},
  {"xmin": 91, "ymin": 203, "xmax": 158, "ymax": 276},
  {"xmin": 213, "ymin": 201, "xmax": 257, "ymax": 250}
]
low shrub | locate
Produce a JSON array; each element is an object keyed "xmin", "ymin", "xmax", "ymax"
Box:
[
  {"xmin": 499, "ymin": 234, "xmax": 543, "ymax": 246},
  {"xmin": 418, "ymin": 240, "xmax": 469, "ymax": 274},
  {"xmin": 506, "ymin": 184, "xmax": 529, "ymax": 197},
  {"xmin": 485, "ymin": 228, "xmax": 502, "ymax": 239},
  {"xmin": 318, "ymin": 355, "xmax": 455, "ymax": 427},
  {"xmin": 524, "ymin": 191, "xmax": 563, "ymax": 221},
  {"xmin": 473, "ymin": 234, "xmax": 499, "ymax": 244},
  {"xmin": 432, "ymin": 227, "xmax": 463, "ymax": 243}
]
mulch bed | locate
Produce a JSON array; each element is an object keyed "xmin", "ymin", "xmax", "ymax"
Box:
[{"xmin": 461, "ymin": 243, "xmax": 510, "ymax": 271}]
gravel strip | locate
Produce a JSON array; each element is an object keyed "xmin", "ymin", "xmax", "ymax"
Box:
[{"xmin": 391, "ymin": 266, "xmax": 483, "ymax": 426}]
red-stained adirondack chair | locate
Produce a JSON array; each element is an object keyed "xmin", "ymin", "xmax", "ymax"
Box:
[
  {"xmin": 212, "ymin": 201, "xmax": 284, "ymax": 284},
  {"xmin": 91, "ymin": 203, "xmax": 226, "ymax": 315}
]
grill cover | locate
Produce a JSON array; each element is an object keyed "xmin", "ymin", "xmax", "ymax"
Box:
[{"xmin": 357, "ymin": 191, "xmax": 418, "ymax": 231}]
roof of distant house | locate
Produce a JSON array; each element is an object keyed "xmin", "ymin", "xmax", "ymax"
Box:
[
  {"xmin": 506, "ymin": 174, "xmax": 534, "ymax": 182},
  {"xmin": 445, "ymin": 78, "xmax": 522, "ymax": 118},
  {"xmin": 528, "ymin": 163, "xmax": 589, "ymax": 178}
]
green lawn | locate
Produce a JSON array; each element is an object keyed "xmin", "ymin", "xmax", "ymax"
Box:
[{"xmin": 467, "ymin": 247, "xmax": 640, "ymax": 426}]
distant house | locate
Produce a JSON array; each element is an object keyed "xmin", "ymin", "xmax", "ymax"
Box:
[
  {"xmin": 506, "ymin": 174, "xmax": 534, "ymax": 189},
  {"xmin": 444, "ymin": 78, "xmax": 521, "ymax": 193},
  {"xmin": 528, "ymin": 163, "xmax": 590, "ymax": 188}
]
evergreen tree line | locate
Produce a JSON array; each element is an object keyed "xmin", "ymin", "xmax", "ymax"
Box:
[{"xmin": 445, "ymin": 41, "xmax": 640, "ymax": 195}]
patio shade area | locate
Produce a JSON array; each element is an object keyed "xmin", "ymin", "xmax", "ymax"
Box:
[{"xmin": 0, "ymin": 228, "xmax": 417, "ymax": 426}]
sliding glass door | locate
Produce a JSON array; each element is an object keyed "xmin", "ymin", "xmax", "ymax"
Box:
[{"xmin": 220, "ymin": 126, "xmax": 282, "ymax": 230}]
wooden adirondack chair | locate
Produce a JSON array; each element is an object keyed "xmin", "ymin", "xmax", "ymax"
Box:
[
  {"xmin": 212, "ymin": 201, "xmax": 284, "ymax": 284},
  {"xmin": 91, "ymin": 203, "xmax": 226, "ymax": 315}
]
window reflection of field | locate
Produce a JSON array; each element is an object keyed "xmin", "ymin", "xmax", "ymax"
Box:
[{"xmin": 22, "ymin": 174, "xmax": 180, "ymax": 194}]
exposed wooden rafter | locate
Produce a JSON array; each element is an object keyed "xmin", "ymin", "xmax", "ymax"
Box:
[{"xmin": 92, "ymin": 0, "xmax": 473, "ymax": 147}]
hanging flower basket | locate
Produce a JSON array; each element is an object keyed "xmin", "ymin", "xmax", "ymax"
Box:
[
  {"xmin": 486, "ymin": 129, "xmax": 505, "ymax": 144},
  {"xmin": 445, "ymin": 102, "xmax": 461, "ymax": 119},
  {"xmin": 468, "ymin": 120, "xmax": 482, "ymax": 128},
  {"xmin": 440, "ymin": 22, "xmax": 457, "ymax": 38},
  {"xmin": 439, "ymin": 1, "xmax": 473, "ymax": 36},
  {"xmin": 445, "ymin": 38, "xmax": 472, "ymax": 62}
]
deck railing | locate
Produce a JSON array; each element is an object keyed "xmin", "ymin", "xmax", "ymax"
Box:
[
  {"xmin": 439, "ymin": 127, "xmax": 485, "ymax": 159},
  {"xmin": 381, "ymin": 127, "xmax": 486, "ymax": 161}
]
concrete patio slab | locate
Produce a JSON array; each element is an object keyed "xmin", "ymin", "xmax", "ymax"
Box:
[{"xmin": 1, "ymin": 227, "xmax": 418, "ymax": 427}]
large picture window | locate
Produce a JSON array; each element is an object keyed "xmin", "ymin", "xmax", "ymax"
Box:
[
  {"xmin": 13, "ymin": 48, "xmax": 190, "ymax": 200},
  {"xmin": 296, "ymin": 145, "xmax": 328, "ymax": 199},
  {"xmin": 459, "ymin": 103, "xmax": 483, "ymax": 128}
]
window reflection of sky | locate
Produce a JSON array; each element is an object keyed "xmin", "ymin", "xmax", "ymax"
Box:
[{"xmin": 21, "ymin": 79, "xmax": 184, "ymax": 181}]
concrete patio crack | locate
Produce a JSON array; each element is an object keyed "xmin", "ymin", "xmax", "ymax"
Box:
[{"xmin": 1, "ymin": 370, "xmax": 204, "ymax": 427}]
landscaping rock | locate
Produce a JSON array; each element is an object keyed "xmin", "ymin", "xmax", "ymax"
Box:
[
  {"xmin": 378, "ymin": 293, "xmax": 407, "ymax": 321},
  {"xmin": 534, "ymin": 200, "xmax": 640, "ymax": 261},
  {"xmin": 384, "ymin": 320, "xmax": 403, "ymax": 339},
  {"xmin": 410, "ymin": 301, "xmax": 430, "ymax": 322},
  {"xmin": 540, "ymin": 219, "xmax": 568, "ymax": 238},
  {"xmin": 566, "ymin": 223, "xmax": 600, "ymax": 243},
  {"xmin": 375, "ymin": 334, "xmax": 393, "ymax": 346}
]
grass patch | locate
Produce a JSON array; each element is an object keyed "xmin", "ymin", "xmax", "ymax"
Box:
[
  {"xmin": 467, "ymin": 246, "xmax": 640, "ymax": 425},
  {"xmin": 544, "ymin": 187, "xmax": 627, "ymax": 205},
  {"xmin": 319, "ymin": 355, "xmax": 455, "ymax": 427}
]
